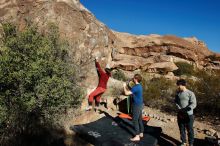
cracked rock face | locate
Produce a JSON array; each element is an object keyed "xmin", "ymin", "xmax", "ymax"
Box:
[
  {"xmin": 1, "ymin": 0, "xmax": 219, "ymax": 88},
  {"xmin": 0, "ymin": 0, "xmax": 116, "ymax": 89},
  {"xmin": 112, "ymin": 31, "xmax": 220, "ymax": 71}
]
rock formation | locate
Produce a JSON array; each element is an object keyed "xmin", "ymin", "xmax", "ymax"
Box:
[
  {"xmin": 112, "ymin": 31, "xmax": 220, "ymax": 72},
  {"xmin": 1, "ymin": 0, "xmax": 220, "ymax": 88},
  {"xmin": 0, "ymin": 0, "xmax": 116, "ymax": 89}
]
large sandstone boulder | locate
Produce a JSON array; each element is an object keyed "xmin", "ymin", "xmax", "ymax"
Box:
[
  {"xmin": 147, "ymin": 62, "xmax": 178, "ymax": 73},
  {"xmin": 112, "ymin": 31, "xmax": 219, "ymax": 71},
  {"xmin": 0, "ymin": 0, "xmax": 116, "ymax": 88},
  {"xmin": 1, "ymin": 0, "xmax": 219, "ymax": 88}
]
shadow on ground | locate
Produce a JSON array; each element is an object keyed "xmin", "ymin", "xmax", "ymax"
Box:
[{"xmin": 158, "ymin": 133, "xmax": 216, "ymax": 146}]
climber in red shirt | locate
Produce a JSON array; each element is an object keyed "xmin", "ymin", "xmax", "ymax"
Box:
[{"xmin": 86, "ymin": 57, "xmax": 112, "ymax": 111}]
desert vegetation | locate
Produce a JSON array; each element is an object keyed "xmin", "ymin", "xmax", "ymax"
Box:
[
  {"xmin": 142, "ymin": 62, "xmax": 220, "ymax": 119},
  {"xmin": 0, "ymin": 23, "xmax": 83, "ymax": 145},
  {"xmin": 173, "ymin": 61, "xmax": 196, "ymax": 76},
  {"xmin": 112, "ymin": 69, "xmax": 128, "ymax": 82}
]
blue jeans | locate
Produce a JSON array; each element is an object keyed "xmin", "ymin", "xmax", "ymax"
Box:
[
  {"xmin": 132, "ymin": 104, "xmax": 144, "ymax": 136},
  {"xmin": 177, "ymin": 114, "xmax": 194, "ymax": 144}
]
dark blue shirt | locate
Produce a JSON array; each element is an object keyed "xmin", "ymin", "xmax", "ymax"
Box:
[{"xmin": 131, "ymin": 84, "xmax": 143, "ymax": 105}]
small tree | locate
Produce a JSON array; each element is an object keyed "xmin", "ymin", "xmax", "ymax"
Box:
[
  {"xmin": 187, "ymin": 70, "xmax": 220, "ymax": 117},
  {"xmin": 142, "ymin": 77, "xmax": 176, "ymax": 112},
  {"xmin": 0, "ymin": 23, "xmax": 83, "ymax": 145},
  {"xmin": 112, "ymin": 69, "xmax": 128, "ymax": 81},
  {"xmin": 174, "ymin": 62, "xmax": 195, "ymax": 76}
]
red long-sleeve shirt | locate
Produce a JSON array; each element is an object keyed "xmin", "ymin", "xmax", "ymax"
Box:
[{"xmin": 95, "ymin": 61, "xmax": 111, "ymax": 89}]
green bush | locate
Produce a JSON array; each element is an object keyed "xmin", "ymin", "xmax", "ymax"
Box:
[
  {"xmin": 141, "ymin": 69, "xmax": 220, "ymax": 118},
  {"xmin": 142, "ymin": 77, "xmax": 176, "ymax": 112},
  {"xmin": 173, "ymin": 62, "xmax": 196, "ymax": 76},
  {"xmin": 112, "ymin": 69, "xmax": 127, "ymax": 81},
  {"xmin": 0, "ymin": 23, "xmax": 83, "ymax": 145},
  {"xmin": 187, "ymin": 70, "xmax": 220, "ymax": 117},
  {"xmin": 109, "ymin": 85, "xmax": 123, "ymax": 98}
]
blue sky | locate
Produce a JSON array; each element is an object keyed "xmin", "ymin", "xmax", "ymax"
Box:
[{"xmin": 80, "ymin": 0, "xmax": 220, "ymax": 53}]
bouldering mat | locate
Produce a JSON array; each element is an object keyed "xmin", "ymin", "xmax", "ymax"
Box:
[{"xmin": 70, "ymin": 114, "xmax": 161, "ymax": 146}]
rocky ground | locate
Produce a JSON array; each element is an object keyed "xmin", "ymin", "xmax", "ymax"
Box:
[
  {"xmin": 63, "ymin": 100, "xmax": 220, "ymax": 146},
  {"xmin": 143, "ymin": 107, "xmax": 220, "ymax": 146}
]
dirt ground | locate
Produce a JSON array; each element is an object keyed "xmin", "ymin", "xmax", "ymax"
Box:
[{"xmin": 63, "ymin": 101, "xmax": 219, "ymax": 146}]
